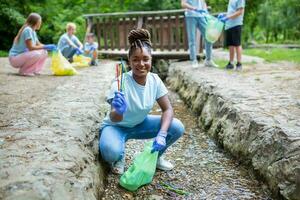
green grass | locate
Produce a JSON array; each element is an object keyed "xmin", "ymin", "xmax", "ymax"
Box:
[
  {"xmin": 243, "ymin": 48, "xmax": 300, "ymax": 63},
  {"xmin": 215, "ymin": 59, "xmax": 229, "ymax": 69},
  {"xmin": 0, "ymin": 50, "xmax": 8, "ymax": 57}
]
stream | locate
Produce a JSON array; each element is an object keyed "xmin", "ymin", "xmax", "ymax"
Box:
[{"xmin": 100, "ymin": 89, "xmax": 272, "ymax": 200}]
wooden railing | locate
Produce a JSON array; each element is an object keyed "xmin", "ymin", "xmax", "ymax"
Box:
[{"xmin": 83, "ymin": 9, "xmax": 224, "ymax": 59}]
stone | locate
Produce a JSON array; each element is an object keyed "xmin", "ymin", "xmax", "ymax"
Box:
[
  {"xmin": 167, "ymin": 61, "xmax": 300, "ymax": 200},
  {"xmin": 0, "ymin": 58, "xmax": 114, "ymax": 199}
]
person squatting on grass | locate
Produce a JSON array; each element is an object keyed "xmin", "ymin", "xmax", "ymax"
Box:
[
  {"xmin": 57, "ymin": 22, "xmax": 83, "ymax": 62},
  {"xmin": 99, "ymin": 28, "xmax": 185, "ymax": 175},
  {"xmin": 218, "ymin": 0, "xmax": 246, "ymax": 70},
  {"xmin": 9, "ymin": 13, "xmax": 56, "ymax": 76}
]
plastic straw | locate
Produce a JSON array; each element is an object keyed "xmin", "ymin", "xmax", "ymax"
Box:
[
  {"xmin": 119, "ymin": 64, "xmax": 123, "ymax": 92},
  {"xmin": 121, "ymin": 58, "xmax": 127, "ymax": 91},
  {"xmin": 120, "ymin": 59, "xmax": 127, "ymax": 92},
  {"xmin": 116, "ymin": 63, "xmax": 120, "ymax": 91}
]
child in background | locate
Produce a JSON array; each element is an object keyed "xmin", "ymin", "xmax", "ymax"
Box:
[
  {"xmin": 83, "ymin": 33, "xmax": 99, "ymax": 66},
  {"xmin": 57, "ymin": 22, "xmax": 83, "ymax": 62},
  {"xmin": 218, "ymin": 0, "xmax": 246, "ymax": 70},
  {"xmin": 9, "ymin": 13, "xmax": 56, "ymax": 76},
  {"xmin": 181, "ymin": 0, "xmax": 219, "ymax": 68}
]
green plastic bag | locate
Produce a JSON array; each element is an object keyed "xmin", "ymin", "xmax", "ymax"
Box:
[
  {"xmin": 120, "ymin": 142, "xmax": 158, "ymax": 191},
  {"xmin": 205, "ymin": 15, "xmax": 224, "ymax": 43}
]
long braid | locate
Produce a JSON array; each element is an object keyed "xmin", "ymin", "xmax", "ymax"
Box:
[{"xmin": 128, "ymin": 29, "xmax": 152, "ymax": 58}]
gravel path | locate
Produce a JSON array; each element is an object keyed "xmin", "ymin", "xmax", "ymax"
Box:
[{"xmin": 101, "ymin": 91, "xmax": 272, "ymax": 200}]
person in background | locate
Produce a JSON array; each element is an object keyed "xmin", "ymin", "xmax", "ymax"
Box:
[
  {"xmin": 218, "ymin": 0, "xmax": 246, "ymax": 70},
  {"xmin": 181, "ymin": 0, "xmax": 219, "ymax": 68},
  {"xmin": 99, "ymin": 28, "xmax": 185, "ymax": 175},
  {"xmin": 9, "ymin": 13, "xmax": 56, "ymax": 76},
  {"xmin": 83, "ymin": 33, "xmax": 99, "ymax": 66},
  {"xmin": 57, "ymin": 22, "xmax": 83, "ymax": 62}
]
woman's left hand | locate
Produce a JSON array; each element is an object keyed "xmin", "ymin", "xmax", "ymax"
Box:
[{"xmin": 151, "ymin": 130, "xmax": 167, "ymax": 153}]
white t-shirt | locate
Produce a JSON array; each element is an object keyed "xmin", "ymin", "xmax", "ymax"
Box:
[
  {"xmin": 57, "ymin": 33, "xmax": 81, "ymax": 51},
  {"xmin": 184, "ymin": 0, "xmax": 207, "ymax": 18},
  {"xmin": 101, "ymin": 70, "xmax": 168, "ymax": 128},
  {"xmin": 225, "ymin": 0, "xmax": 246, "ymax": 30}
]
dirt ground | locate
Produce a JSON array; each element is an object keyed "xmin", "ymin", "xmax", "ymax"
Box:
[
  {"xmin": 1, "ymin": 54, "xmax": 298, "ymax": 199},
  {"xmin": 0, "ymin": 58, "xmax": 115, "ymax": 200}
]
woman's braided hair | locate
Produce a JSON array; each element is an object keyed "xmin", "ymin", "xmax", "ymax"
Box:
[{"xmin": 128, "ymin": 28, "xmax": 152, "ymax": 58}]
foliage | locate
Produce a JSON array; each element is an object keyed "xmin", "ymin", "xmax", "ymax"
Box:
[
  {"xmin": 256, "ymin": 0, "xmax": 300, "ymax": 43},
  {"xmin": 0, "ymin": 1, "xmax": 26, "ymax": 50},
  {"xmin": 0, "ymin": 50, "xmax": 9, "ymax": 57},
  {"xmin": 0, "ymin": 0, "xmax": 299, "ymax": 51}
]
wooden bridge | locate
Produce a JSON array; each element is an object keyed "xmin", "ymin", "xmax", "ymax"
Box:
[{"xmin": 83, "ymin": 9, "xmax": 224, "ymax": 59}]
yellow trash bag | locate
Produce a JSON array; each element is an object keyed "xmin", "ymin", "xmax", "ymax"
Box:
[
  {"xmin": 51, "ymin": 51, "xmax": 78, "ymax": 76},
  {"xmin": 72, "ymin": 55, "xmax": 91, "ymax": 68}
]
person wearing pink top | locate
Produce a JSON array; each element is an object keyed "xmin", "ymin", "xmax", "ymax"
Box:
[{"xmin": 8, "ymin": 13, "xmax": 56, "ymax": 76}]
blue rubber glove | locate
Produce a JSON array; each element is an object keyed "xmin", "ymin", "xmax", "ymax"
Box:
[
  {"xmin": 44, "ymin": 44, "xmax": 56, "ymax": 51},
  {"xmin": 75, "ymin": 47, "xmax": 84, "ymax": 55},
  {"xmin": 217, "ymin": 13, "xmax": 228, "ymax": 23},
  {"xmin": 219, "ymin": 16, "xmax": 228, "ymax": 23},
  {"xmin": 111, "ymin": 91, "xmax": 127, "ymax": 115},
  {"xmin": 196, "ymin": 9, "xmax": 208, "ymax": 14},
  {"xmin": 151, "ymin": 130, "xmax": 167, "ymax": 153},
  {"xmin": 217, "ymin": 13, "xmax": 226, "ymax": 19}
]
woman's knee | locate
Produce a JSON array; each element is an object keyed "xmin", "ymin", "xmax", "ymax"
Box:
[
  {"xmin": 42, "ymin": 49, "xmax": 48, "ymax": 57},
  {"xmin": 99, "ymin": 142, "xmax": 123, "ymax": 163},
  {"xmin": 169, "ymin": 118, "xmax": 185, "ymax": 137},
  {"xmin": 36, "ymin": 49, "xmax": 48, "ymax": 58},
  {"xmin": 28, "ymin": 50, "xmax": 47, "ymax": 60}
]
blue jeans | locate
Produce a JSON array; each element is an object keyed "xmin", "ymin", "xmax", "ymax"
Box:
[
  {"xmin": 99, "ymin": 115, "xmax": 185, "ymax": 164},
  {"xmin": 185, "ymin": 17, "xmax": 212, "ymax": 61},
  {"xmin": 61, "ymin": 47, "xmax": 76, "ymax": 59}
]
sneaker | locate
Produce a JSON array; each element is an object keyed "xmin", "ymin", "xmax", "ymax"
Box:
[
  {"xmin": 67, "ymin": 58, "xmax": 73, "ymax": 63},
  {"xmin": 225, "ymin": 62, "xmax": 234, "ymax": 70},
  {"xmin": 191, "ymin": 60, "xmax": 199, "ymax": 69},
  {"xmin": 204, "ymin": 59, "xmax": 219, "ymax": 68},
  {"xmin": 20, "ymin": 73, "xmax": 35, "ymax": 77},
  {"xmin": 90, "ymin": 60, "xmax": 99, "ymax": 66},
  {"xmin": 111, "ymin": 157, "xmax": 125, "ymax": 175},
  {"xmin": 34, "ymin": 72, "xmax": 41, "ymax": 75},
  {"xmin": 236, "ymin": 62, "xmax": 242, "ymax": 71},
  {"xmin": 156, "ymin": 156, "xmax": 174, "ymax": 171}
]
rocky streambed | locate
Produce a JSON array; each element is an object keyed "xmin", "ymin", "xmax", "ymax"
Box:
[{"xmin": 166, "ymin": 60, "xmax": 300, "ymax": 200}]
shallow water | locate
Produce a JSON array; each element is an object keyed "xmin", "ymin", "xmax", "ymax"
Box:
[{"xmin": 101, "ymin": 90, "xmax": 273, "ymax": 200}]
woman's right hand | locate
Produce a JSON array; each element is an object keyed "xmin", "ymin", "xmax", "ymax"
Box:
[
  {"xmin": 44, "ymin": 44, "xmax": 57, "ymax": 51},
  {"xmin": 112, "ymin": 92, "xmax": 127, "ymax": 115}
]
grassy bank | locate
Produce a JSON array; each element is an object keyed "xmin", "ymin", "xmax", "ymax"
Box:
[
  {"xmin": 0, "ymin": 51, "xmax": 8, "ymax": 57},
  {"xmin": 243, "ymin": 48, "xmax": 300, "ymax": 63}
]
